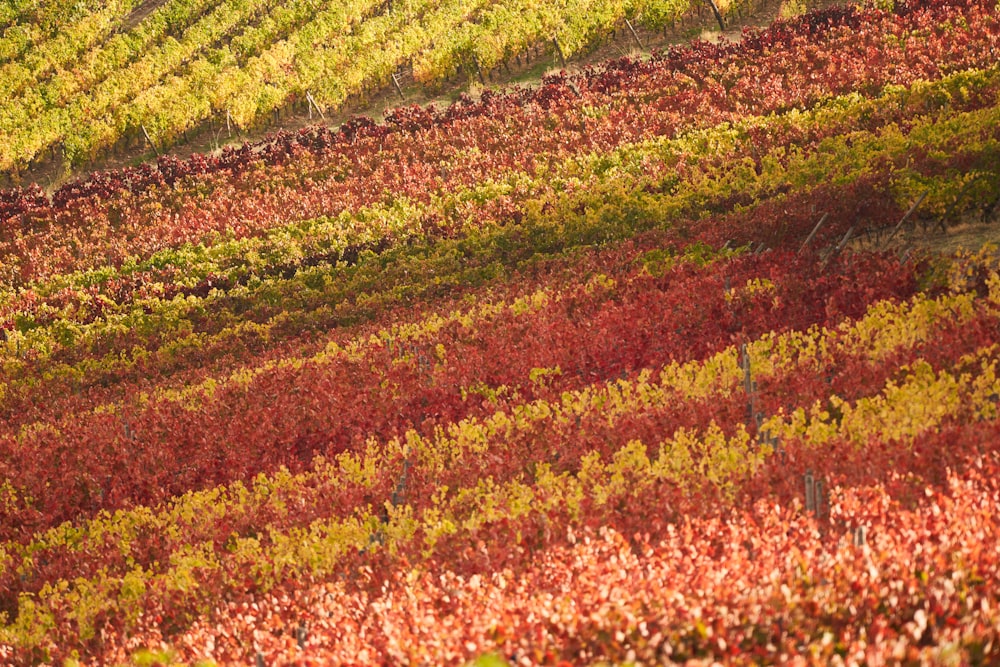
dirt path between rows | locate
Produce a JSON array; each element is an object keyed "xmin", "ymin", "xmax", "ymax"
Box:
[{"xmin": 121, "ymin": 0, "xmax": 172, "ymax": 32}]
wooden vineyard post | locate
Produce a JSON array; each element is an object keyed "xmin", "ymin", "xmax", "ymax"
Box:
[
  {"xmin": 306, "ymin": 92, "xmax": 326, "ymax": 121},
  {"xmin": 740, "ymin": 343, "xmax": 761, "ymax": 427},
  {"xmin": 741, "ymin": 344, "xmax": 753, "ymax": 415},
  {"xmin": 362, "ymin": 458, "xmax": 411, "ymax": 554},
  {"xmin": 815, "ymin": 478, "xmax": 826, "ymax": 517},
  {"xmin": 799, "ymin": 212, "xmax": 828, "ymax": 254},
  {"xmin": 392, "ymin": 458, "xmax": 411, "ymax": 507},
  {"xmin": 140, "ymin": 124, "xmax": 159, "ymax": 157},
  {"xmin": 740, "ymin": 343, "xmax": 783, "ymax": 455},
  {"xmin": 296, "ymin": 622, "xmax": 308, "ymax": 649},
  {"xmin": 820, "ymin": 225, "xmax": 855, "ymax": 271},
  {"xmin": 705, "ymin": 0, "xmax": 727, "ymax": 31},
  {"xmin": 552, "ymin": 37, "xmax": 567, "ymax": 66},
  {"xmin": 835, "ymin": 225, "xmax": 856, "ymax": 253},
  {"xmin": 804, "ymin": 470, "xmax": 827, "ymax": 517},
  {"xmin": 391, "ymin": 71, "xmax": 406, "ymax": 99},
  {"xmin": 885, "ymin": 190, "xmax": 927, "ymax": 245},
  {"xmin": 624, "ymin": 17, "xmax": 644, "ymax": 49},
  {"xmin": 804, "ymin": 470, "xmax": 815, "ymax": 513}
]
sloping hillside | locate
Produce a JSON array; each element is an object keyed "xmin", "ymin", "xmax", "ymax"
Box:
[{"xmin": 1, "ymin": 0, "xmax": 1000, "ymax": 663}]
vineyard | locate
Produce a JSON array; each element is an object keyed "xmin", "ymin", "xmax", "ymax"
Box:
[
  {"xmin": 2, "ymin": 0, "xmax": 1000, "ymax": 663},
  {"xmin": 0, "ymin": 0, "xmax": 731, "ymax": 182}
]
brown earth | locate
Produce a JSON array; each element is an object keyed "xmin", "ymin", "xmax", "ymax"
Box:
[{"xmin": 121, "ymin": 0, "xmax": 173, "ymax": 32}]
